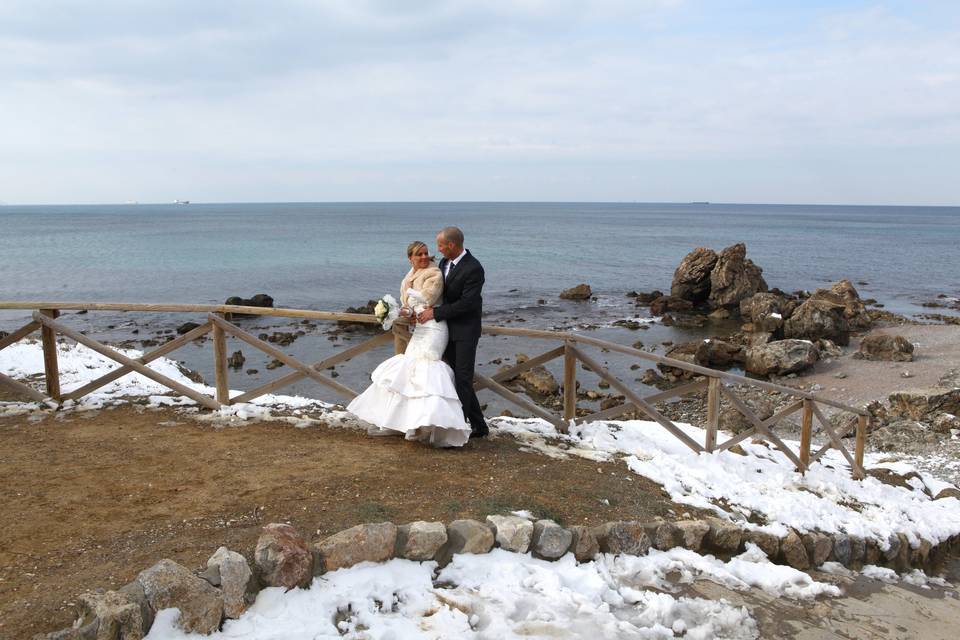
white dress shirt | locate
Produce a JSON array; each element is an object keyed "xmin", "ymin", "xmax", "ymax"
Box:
[{"xmin": 445, "ymin": 249, "xmax": 467, "ymax": 279}]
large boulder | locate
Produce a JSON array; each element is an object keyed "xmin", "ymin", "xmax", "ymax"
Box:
[
  {"xmin": 670, "ymin": 247, "xmax": 718, "ymax": 303},
  {"xmin": 560, "ymin": 284, "xmax": 592, "ymax": 300},
  {"xmin": 650, "ymin": 295, "xmax": 695, "ymax": 316},
  {"xmin": 695, "ymin": 339, "xmax": 744, "ymax": 368},
  {"xmin": 745, "ymin": 340, "xmax": 819, "ymax": 376},
  {"xmin": 314, "ymin": 522, "xmax": 397, "ymax": 572},
  {"xmin": 857, "ymin": 334, "xmax": 914, "ymax": 362},
  {"xmin": 784, "ymin": 298, "xmax": 850, "ymax": 345},
  {"xmin": 436, "ymin": 519, "xmax": 496, "ymax": 565},
  {"xmin": 739, "ymin": 292, "xmax": 785, "ymax": 333},
  {"xmin": 658, "ymin": 341, "xmax": 702, "ymax": 379},
  {"xmin": 820, "ymin": 280, "xmax": 872, "ymax": 329},
  {"xmin": 507, "ymin": 354, "xmax": 560, "ymax": 398},
  {"xmin": 254, "ymin": 523, "xmax": 314, "ymax": 589},
  {"xmin": 136, "ymin": 559, "xmax": 224, "ymax": 635},
  {"xmin": 224, "ymin": 293, "xmax": 275, "ymax": 318},
  {"xmin": 708, "ymin": 243, "xmax": 768, "ymax": 309},
  {"xmin": 568, "ymin": 525, "xmax": 600, "ymax": 562},
  {"xmin": 593, "ymin": 521, "xmax": 651, "ymax": 556}
]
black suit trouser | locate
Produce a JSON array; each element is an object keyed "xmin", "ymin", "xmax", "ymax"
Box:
[{"xmin": 443, "ymin": 337, "xmax": 488, "ymax": 435}]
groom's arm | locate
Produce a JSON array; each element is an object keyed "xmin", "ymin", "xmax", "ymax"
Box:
[{"xmin": 433, "ymin": 266, "xmax": 484, "ymax": 322}]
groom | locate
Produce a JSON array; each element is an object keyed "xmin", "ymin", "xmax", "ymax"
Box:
[{"xmin": 417, "ymin": 226, "xmax": 489, "ymax": 439}]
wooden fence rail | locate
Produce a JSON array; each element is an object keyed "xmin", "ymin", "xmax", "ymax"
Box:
[{"xmin": 0, "ymin": 301, "xmax": 869, "ymax": 478}]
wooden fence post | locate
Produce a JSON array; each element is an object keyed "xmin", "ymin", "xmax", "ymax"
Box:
[
  {"xmin": 855, "ymin": 414, "xmax": 868, "ymax": 476},
  {"xmin": 212, "ymin": 314, "xmax": 230, "ymax": 405},
  {"xmin": 800, "ymin": 399, "xmax": 813, "ymax": 470},
  {"xmin": 562, "ymin": 341, "xmax": 577, "ymax": 428},
  {"xmin": 705, "ymin": 377, "xmax": 720, "ymax": 452},
  {"xmin": 39, "ymin": 309, "xmax": 60, "ymax": 402}
]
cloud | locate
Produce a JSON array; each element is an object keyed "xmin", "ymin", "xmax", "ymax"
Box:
[{"xmin": 1, "ymin": 1, "xmax": 958, "ymax": 204}]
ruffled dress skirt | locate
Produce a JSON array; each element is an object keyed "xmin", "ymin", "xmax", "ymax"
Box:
[{"xmin": 347, "ymin": 318, "xmax": 470, "ymax": 448}]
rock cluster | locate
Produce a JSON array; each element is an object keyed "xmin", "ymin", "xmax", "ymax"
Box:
[{"xmin": 37, "ymin": 505, "xmax": 960, "ymax": 639}]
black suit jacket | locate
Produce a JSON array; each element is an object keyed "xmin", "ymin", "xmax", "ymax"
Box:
[{"xmin": 434, "ymin": 250, "xmax": 484, "ymax": 342}]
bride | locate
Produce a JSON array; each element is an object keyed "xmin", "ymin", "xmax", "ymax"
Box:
[{"xmin": 347, "ymin": 241, "xmax": 472, "ymax": 447}]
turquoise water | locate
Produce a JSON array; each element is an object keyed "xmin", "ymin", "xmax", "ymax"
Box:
[{"xmin": 2, "ymin": 201, "xmax": 958, "ymax": 316}]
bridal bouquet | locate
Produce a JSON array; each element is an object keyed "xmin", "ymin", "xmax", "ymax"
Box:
[{"xmin": 374, "ymin": 294, "xmax": 400, "ymax": 330}]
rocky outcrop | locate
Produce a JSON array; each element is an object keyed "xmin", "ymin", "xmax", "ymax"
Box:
[
  {"xmin": 670, "ymin": 247, "xmax": 718, "ymax": 303},
  {"xmin": 817, "ymin": 280, "xmax": 871, "ymax": 329},
  {"xmin": 137, "ymin": 559, "xmax": 224, "ymax": 634},
  {"xmin": 560, "ymin": 284, "xmax": 592, "ymax": 300},
  {"xmin": 783, "ymin": 298, "xmax": 850, "ymax": 345},
  {"xmin": 745, "ymin": 340, "xmax": 819, "ymax": 376},
  {"xmin": 658, "ymin": 341, "xmax": 702, "ymax": 379},
  {"xmin": 887, "ymin": 387, "xmax": 960, "ymax": 421},
  {"xmin": 739, "ymin": 292, "xmax": 784, "ymax": 333},
  {"xmin": 649, "ymin": 295, "xmax": 695, "ymax": 316},
  {"xmin": 708, "ymin": 243, "xmax": 768, "ymax": 309},
  {"xmin": 314, "ymin": 522, "xmax": 397, "ymax": 572},
  {"xmin": 857, "ymin": 334, "xmax": 914, "ymax": 362},
  {"xmin": 254, "ymin": 523, "xmax": 313, "ymax": 589}
]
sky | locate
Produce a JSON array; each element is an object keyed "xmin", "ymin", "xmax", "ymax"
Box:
[{"xmin": 1, "ymin": 0, "xmax": 958, "ymax": 205}]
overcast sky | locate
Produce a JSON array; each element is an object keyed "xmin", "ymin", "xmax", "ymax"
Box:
[{"xmin": 1, "ymin": 0, "xmax": 958, "ymax": 205}]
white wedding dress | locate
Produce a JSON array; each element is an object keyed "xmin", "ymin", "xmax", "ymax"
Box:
[{"xmin": 347, "ymin": 289, "xmax": 471, "ymax": 447}]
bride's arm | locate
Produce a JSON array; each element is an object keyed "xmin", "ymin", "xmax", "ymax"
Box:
[{"xmin": 419, "ymin": 270, "xmax": 443, "ymax": 307}]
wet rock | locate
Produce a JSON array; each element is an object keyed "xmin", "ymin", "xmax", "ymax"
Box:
[
  {"xmin": 568, "ymin": 525, "xmax": 600, "ymax": 561},
  {"xmin": 670, "ymin": 247, "xmax": 718, "ymax": 303},
  {"xmin": 695, "ymin": 339, "xmax": 744, "ymax": 368},
  {"xmin": 633, "ymin": 290, "xmax": 664, "ymax": 304},
  {"xmin": 745, "ymin": 339, "xmax": 819, "ymax": 376},
  {"xmin": 255, "ymin": 523, "xmax": 313, "ymax": 588},
  {"xmin": 704, "ymin": 518, "xmax": 742, "ymax": 553},
  {"xmin": 176, "ymin": 322, "xmax": 201, "ymax": 335},
  {"xmin": 856, "ymin": 334, "xmax": 914, "ymax": 362},
  {"xmin": 650, "ymin": 295, "xmax": 695, "ymax": 316},
  {"xmin": 531, "ymin": 520, "xmax": 573, "ymax": 559},
  {"xmin": 137, "ymin": 559, "xmax": 224, "ymax": 634},
  {"xmin": 784, "ymin": 298, "xmax": 850, "ymax": 345},
  {"xmin": 780, "ymin": 530, "xmax": 810, "ymax": 570},
  {"xmin": 708, "ymin": 243, "xmax": 768, "ymax": 309},
  {"xmin": 315, "ymin": 522, "xmax": 397, "ymax": 572},
  {"xmin": 560, "ymin": 284, "xmax": 592, "ymax": 300},
  {"xmin": 675, "ymin": 520, "xmax": 710, "ymax": 552},
  {"xmin": 225, "ymin": 294, "xmax": 274, "ymax": 318},
  {"xmin": 802, "ymin": 532, "xmax": 833, "ymax": 567},
  {"xmin": 593, "ymin": 521, "xmax": 651, "ymax": 556},
  {"xmin": 227, "ymin": 350, "xmax": 245, "ymax": 369},
  {"xmin": 207, "ymin": 546, "xmax": 254, "ymax": 619}
]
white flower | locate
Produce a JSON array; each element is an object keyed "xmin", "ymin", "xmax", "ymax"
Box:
[{"xmin": 374, "ymin": 300, "xmax": 387, "ymax": 317}]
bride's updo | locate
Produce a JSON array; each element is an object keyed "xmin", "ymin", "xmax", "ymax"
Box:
[{"xmin": 407, "ymin": 240, "xmax": 428, "ymax": 258}]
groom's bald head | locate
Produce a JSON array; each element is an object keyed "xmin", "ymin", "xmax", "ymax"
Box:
[{"xmin": 437, "ymin": 226, "xmax": 464, "ymax": 260}]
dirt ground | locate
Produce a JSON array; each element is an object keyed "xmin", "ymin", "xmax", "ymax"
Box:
[{"xmin": 0, "ymin": 405, "xmax": 690, "ymax": 639}]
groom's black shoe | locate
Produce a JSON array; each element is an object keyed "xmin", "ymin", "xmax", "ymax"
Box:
[{"xmin": 470, "ymin": 428, "xmax": 489, "ymax": 439}]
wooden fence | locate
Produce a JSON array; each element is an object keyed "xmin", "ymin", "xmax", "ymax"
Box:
[{"xmin": 0, "ymin": 301, "xmax": 869, "ymax": 478}]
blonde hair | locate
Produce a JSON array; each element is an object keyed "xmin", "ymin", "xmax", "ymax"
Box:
[{"xmin": 407, "ymin": 240, "xmax": 428, "ymax": 258}]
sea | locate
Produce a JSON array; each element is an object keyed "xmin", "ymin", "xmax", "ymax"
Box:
[{"xmin": 2, "ymin": 202, "xmax": 959, "ymax": 406}]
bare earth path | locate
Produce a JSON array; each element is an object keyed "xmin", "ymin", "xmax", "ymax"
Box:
[{"xmin": 0, "ymin": 405, "xmax": 681, "ymax": 639}]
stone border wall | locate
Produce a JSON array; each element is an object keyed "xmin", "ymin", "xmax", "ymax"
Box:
[{"xmin": 36, "ymin": 516, "xmax": 960, "ymax": 639}]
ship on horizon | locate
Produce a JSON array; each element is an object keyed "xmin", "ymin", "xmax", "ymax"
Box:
[{"xmin": 173, "ymin": 200, "xmax": 190, "ymax": 205}]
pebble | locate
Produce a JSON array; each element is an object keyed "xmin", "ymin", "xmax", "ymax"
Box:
[{"xmin": 834, "ymin": 372, "xmax": 848, "ymax": 379}]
